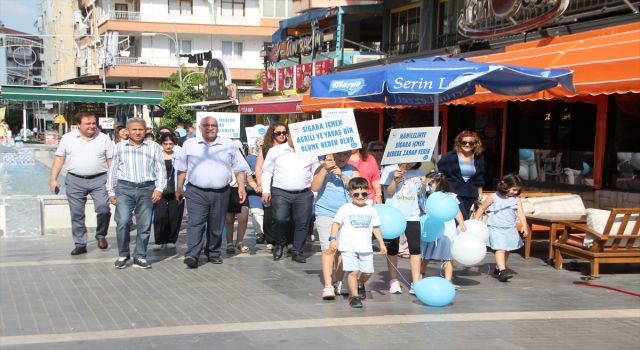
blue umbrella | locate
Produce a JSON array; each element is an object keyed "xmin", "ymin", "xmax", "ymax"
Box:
[{"xmin": 310, "ymin": 56, "xmax": 575, "ymax": 106}]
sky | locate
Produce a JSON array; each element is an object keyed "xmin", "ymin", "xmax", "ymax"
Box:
[{"xmin": 0, "ymin": 0, "xmax": 40, "ymax": 34}]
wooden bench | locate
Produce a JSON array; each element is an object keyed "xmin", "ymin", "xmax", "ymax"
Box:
[{"xmin": 553, "ymin": 208, "xmax": 640, "ymax": 277}]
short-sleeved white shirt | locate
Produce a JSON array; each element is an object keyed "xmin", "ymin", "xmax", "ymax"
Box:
[
  {"xmin": 333, "ymin": 203, "xmax": 380, "ymax": 253},
  {"xmin": 55, "ymin": 130, "xmax": 114, "ymax": 175}
]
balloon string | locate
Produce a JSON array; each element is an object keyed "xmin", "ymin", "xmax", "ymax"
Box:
[
  {"xmin": 440, "ymin": 261, "xmax": 446, "ymax": 278},
  {"xmin": 486, "ymin": 265, "xmax": 491, "ymax": 278},
  {"xmin": 384, "ymin": 254, "xmax": 412, "ymax": 287}
]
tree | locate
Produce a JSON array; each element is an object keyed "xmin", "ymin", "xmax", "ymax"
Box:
[
  {"xmin": 254, "ymin": 71, "xmax": 263, "ymax": 87},
  {"xmin": 159, "ymin": 65, "xmax": 204, "ymax": 129}
]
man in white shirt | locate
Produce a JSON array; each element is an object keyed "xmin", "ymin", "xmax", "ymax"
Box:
[{"xmin": 261, "ymin": 137, "xmax": 318, "ymax": 263}]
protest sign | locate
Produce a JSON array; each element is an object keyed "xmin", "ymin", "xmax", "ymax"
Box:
[
  {"xmin": 245, "ymin": 124, "xmax": 266, "ymax": 148},
  {"xmin": 288, "ymin": 108, "xmax": 360, "ymax": 160},
  {"xmin": 381, "ymin": 127, "xmax": 441, "ymax": 165},
  {"xmin": 98, "ymin": 117, "xmax": 114, "ymax": 129},
  {"xmin": 196, "ymin": 112, "xmax": 240, "ymax": 138}
]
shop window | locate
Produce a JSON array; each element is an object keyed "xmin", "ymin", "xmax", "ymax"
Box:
[
  {"xmin": 436, "ymin": 0, "xmax": 465, "ymax": 48},
  {"xmin": 610, "ymin": 94, "xmax": 640, "ymax": 192},
  {"xmin": 262, "ymin": 0, "xmax": 293, "ymax": 18},
  {"xmin": 512, "ymin": 100, "xmax": 597, "ymax": 187},
  {"xmin": 388, "ymin": 4, "xmax": 420, "ymax": 56},
  {"xmin": 222, "ymin": 0, "xmax": 245, "ymax": 17},
  {"xmin": 222, "ymin": 41, "xmax": 243, "ymax": 59}
]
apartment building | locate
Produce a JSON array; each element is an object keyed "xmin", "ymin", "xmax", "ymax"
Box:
[
  {"xmin": 37, "ymin": 0, "xmax": 79, "ymax": 86},
  {"xmin": 68, "ymin": 0, "xmax": 289, "ymax": 90},
  {"xmin": 0, "ymin": 25, "xmax": 44, "ymax": 86}
]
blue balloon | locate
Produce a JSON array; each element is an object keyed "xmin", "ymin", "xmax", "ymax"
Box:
[
  {"xmin": 420, "ymin": 214, "xmax": 445, "ymax": 242},
  {"xmin": 373, "ymin": 204, "xmax": 406, "ymax": 240},
  {"xmin": 222, "ymin": 226, "xmax": 227, "ymax": 239},
  {"xmin": 425, "ymin": 192, "xmax": 458, "ymax": 222},
  {"xmin": 582, "ymin": 162, "xmax": 590, "ymax": 176},
  {"xmin": 413, "ymin": 277, "xmax": 456, "ymax": 307},
  {"xmin": 519, "ymin": 149, "xmax": 533, "ymax": 159}
]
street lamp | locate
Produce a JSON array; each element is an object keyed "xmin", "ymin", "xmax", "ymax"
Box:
[{"xmin": 142, "ymin": 22, "xmax": 182, "ymax": 88}]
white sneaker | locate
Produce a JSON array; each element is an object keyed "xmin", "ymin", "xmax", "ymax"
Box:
[
  {"xmin": 409, "ymin": 283, "xmax": 415, "ymax": 295},
  {"xmin": 322, "ymin": 286, "xmax": 336, "ymax": 300},
  {"xmin": 166, "ymin": 243, "xmax": 176, "ymax": 249},
  {"xmin": 152, "ymin": 244, "xmax": 163, "ymax": 250},
  {"xmin": 266, "ymin": 244, "xmax": 273, "ymax": 250},
  {"xmin": 333, "ymin": 281, "xmax": 347, "ymax": 295},
  {"xmin": 389, "ymin": 279, "xmax": 402, "ymax": 294}
]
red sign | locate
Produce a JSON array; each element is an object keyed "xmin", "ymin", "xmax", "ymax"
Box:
[
  {"xmin": 295, "ymin": 63, "xmax": 312, "ymax": 89},
  {"xmin": 314, "ymin": 59, "xmax": 333, "ymax": 76},
  {"xmin": 265, "ymin": 70, "xmax": 277, "ymax": 92},
  {"xmin": 280, "ymin": 66, "xmax": 294, "ymax": 90},
  {"xmin": 238, "ymin": 99, "xmax": 302, "ymax": 114}
]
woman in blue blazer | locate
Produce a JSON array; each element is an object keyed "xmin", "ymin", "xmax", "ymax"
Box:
[{"xmin": 437, "ymin": 131, "xmax": 485, "ymax": 220}]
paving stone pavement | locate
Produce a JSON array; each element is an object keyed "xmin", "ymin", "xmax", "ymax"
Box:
[{"xmin": 1, "ymin": 222, "xmax": 639, "ymax": 349}]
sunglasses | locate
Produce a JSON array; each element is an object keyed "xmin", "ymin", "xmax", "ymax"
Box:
[
  {"xmin": 201, "ymin": 124, "xmax": 218, "ymax": 129},
  {"xmin": 371, "ymin": 149, "xmax": 384, "ymax": 152},
  {"xmin": 460, "ymin": 141, "xmax": 476, "ymax": 146},
  {"xmin": 351, "ymin": 192, "xmax": 369, "ymax": 198},
  {"xmin": 273, "ymin": 131, "xmax": 288, "ymax": 136}
]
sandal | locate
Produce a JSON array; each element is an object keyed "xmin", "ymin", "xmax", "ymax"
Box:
[
  {"xmin": 226, "ymin": 244, "xmax": 236, "ymax": 253},
  {"xmin": 399, "ymin": 254, "xmax": 410, "ymax": 259},
  {"xmin": 256, "ymin": 234, "xmax": 265, "ymax": 244},
  {"xmin": 237, "ymin": 242, "xmax": 249, "ymax": 253}
]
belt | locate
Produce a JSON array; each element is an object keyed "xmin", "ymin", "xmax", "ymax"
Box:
[
  {"xmin": 189, "ymin": 184, "xmax": 230, "ymax": 192},
  {"xmin": 273, "ymin": 187, "xmax": 310, "ymax": 194},
  {"xmin": 68, "ymin": 172, "xmax": 106, "ymax": 179},
  {"xmin": 117, "ymin": 180, "xmax": 155, "ymax": 188}
]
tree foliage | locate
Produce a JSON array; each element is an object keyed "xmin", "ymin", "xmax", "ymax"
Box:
[
  {"xmin": 254, "ymin": 71, "xmax": 263, "ymax": 87},
  {"xmin": 159, "ymin": 65, "xmax": 204, "ymax": 129}
]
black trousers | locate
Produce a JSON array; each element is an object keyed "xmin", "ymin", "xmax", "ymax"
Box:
[
  {"xmin": 458, "ymin": 195, "xmax": 477, "ymax": 220},
  {"xmin": 263, "ymin": 205, "xmax": 294, "ymax": 245},
  {"xmin": 153, "ymin": 193, "xmax": 185, "ymax": 244}
]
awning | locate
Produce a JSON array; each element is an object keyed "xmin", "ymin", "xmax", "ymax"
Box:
[
  {"xmin": 238, "ymin": 96, "xmax": 303, "ymax": 114},
  {"xmin": 178, "ymin": 99, "xmax": 234, "ymax": 110},
  {"xmin": 272, "ymin": 8, "xmax": 329, "ymax": 42},
  {"xmin": 0, "ymin": 86, "xmax": 164, "ymax": 104},
  {"xmin": 451, "ymin": 22, "xmax": 640, "ymax": 105},
  {"xmin": 300, "ymin": 91, "xmax": 393, "ymax": 112}
]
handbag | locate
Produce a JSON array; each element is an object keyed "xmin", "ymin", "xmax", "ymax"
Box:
[{"xmin": 162, "ymin": 162, "xmax": 175, "ymax": 195}]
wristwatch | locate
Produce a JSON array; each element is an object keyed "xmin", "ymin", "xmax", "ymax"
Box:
[{"xmin": 328, "ymin": 236, "xmax": 337, "ymax": 241}]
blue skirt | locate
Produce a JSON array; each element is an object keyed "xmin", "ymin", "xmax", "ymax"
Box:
[
  {"xmin": 421, "ymin": 235, "xmax": 453, "ymax": 261},
  {"xmin": 487, "ymin": 226, "xmax": 523, "ymax": 251}
]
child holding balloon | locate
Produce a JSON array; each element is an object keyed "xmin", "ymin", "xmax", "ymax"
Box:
[
  {"xmin": 420, "ymin": 171, "xmax": 467, "ymax": 288},
  {"xmin": 474, "ymin": 173, "xmax": 528, "ymax": 282},
  {"xmin": 380, "ymin": 162, "xmax": 426, "ymax": 295}
]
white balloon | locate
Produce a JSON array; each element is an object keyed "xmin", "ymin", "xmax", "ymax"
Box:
[
  {"xmin": 631, "ymin": 153, "xmax": 640, "ymax": 170},
  {"xmin": 450, "ymin": 233, "xmax": 487, "ymax": 266},
  {"xmin": 463, "ymin": 220, "xmax": 490, "ymax": 242}
]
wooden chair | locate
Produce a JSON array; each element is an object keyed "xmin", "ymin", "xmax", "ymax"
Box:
[{"xmin": 553, "ymin": 208, "xmax": 640, "ymax": 277}]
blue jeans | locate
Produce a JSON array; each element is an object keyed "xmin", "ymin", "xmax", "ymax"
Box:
[
  {"xmin": 114, "ymin": 180, "xmax": 155, "ymax": 259},
  {"xmin": 271, "ymin": 188, "xmax": 313, "ymax": 255}
]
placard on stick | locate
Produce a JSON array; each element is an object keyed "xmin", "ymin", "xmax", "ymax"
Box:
[
  {"xmin": 288, "ymin": 108, "xmax": 361, "ymax": 160},
  {"xmin": 245, "ymin": 124, "xmax": 266, "ymax": 147},
  {"xmin": 381, "ymin": 127, "xmax": 441, "ymax": 165},
  {"xmin": 196, "ymin": 112, "xmax": 240, "ymax": 138}
]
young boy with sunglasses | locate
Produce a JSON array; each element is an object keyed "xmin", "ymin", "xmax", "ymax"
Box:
[{"xmin": 329, "ymin": 177, "xmax": 387, "ymax": 308}]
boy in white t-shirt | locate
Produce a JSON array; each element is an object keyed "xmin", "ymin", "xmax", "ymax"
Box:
[{"xmin": 330, "ymin": 177, "xmax": 387, "ymax": 308}]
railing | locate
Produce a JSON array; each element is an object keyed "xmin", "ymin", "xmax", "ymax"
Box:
[
  {"xmin": 98, "ymin": 11, "xmax": 141, "ymax": 24},
  {"xmin": 115, "ymin": 57, "xmax": 140, "ymax": 65},
  {"xmin": 108, "ymin": 56, "xmax": 262, "ymax": 70},
  {"xmin": 386, "ymin": 40, "xmax": 419, "ymax": 56}
]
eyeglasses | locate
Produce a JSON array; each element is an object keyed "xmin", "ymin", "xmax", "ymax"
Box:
[
  {"xmin": 201, "ymin": 124, "xmax": 218, "ymax": 129},
  {"xmin": 352, "ymin": 192, "xmax": 369, "ymax": 198},
  {"xmin": 273, "ymin": 131, "xmax": 288, "ymax": 136},
  {"xmin": 460, "ymin": 141, "xmax": 476, "ymax": 146},
  {"xmin": 371, "ymin": 149, "xmax": 384, "ymax": 152}
]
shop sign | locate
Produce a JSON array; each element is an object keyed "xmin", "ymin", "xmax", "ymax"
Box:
[
  {"xmin": 288, "ymin": 108, "xmax": 361, "ymax": 160},
  {"xmin": 262, "ymin": 59, "xmax": 333, "ymax": 93},
  {"xmin": 195, "ymin": 112, "xmax": 240, "ymax": 139},
  {"xmin": 381, "ymin": 127, "xmax": 441, "ymax": 165},
  {"xmin": 278, "ymin": 66, "xmax": 294, "ymax": 90},
  {"xmin": 264, "ymin": 69, "xmax": 277, "ymax": 92},
  {"xmin": 295, "ymin": 63, "xmax": 313, "ymax": 89},
  {"xmin": 458, "ymin": 0, "xmax": 570, "ymax": 39},
  {"xmin": 98, "ymin": 117, "xmax": 114, "ymax": 129},
  {"xmin": 204, "ymin": 59, "xmax": 232, "ymax": 100},
  {"xmin": 270, "ymin": 22, "xmax": 334, "ymax": 63}
]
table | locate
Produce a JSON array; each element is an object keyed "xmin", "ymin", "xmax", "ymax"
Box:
[{"xmin": 525, "ymin": 214, "xmax": 587, "ymax": 262}]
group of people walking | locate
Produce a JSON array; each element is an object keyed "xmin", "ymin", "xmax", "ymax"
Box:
[{"xmin": 51, "ymin": 112, "xmax": 529, "ymax": 308}]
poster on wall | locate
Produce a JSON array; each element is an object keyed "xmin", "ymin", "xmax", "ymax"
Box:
[
  {"xmin": 381, "ymin": 127, "xmax": 441, "ymax": 165},
  {"xmin": 278, "ymin": 66, "xmax": 294, "ymax": 90},
  {"xmin": 295, "ymin": 63, "xmax": 312, "ymax": 89},
  {"xmin": 288, "ymin": 108, "xmax": 360, "ymax": 160},
  {"xmin": 265, "ymin": 70, "xmax": 277, "ymax": 92},
  {"xmin": 195, "ymin": 112, "xmax": 241, "ymax": 139}
]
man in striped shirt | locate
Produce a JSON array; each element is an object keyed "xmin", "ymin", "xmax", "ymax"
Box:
[{"xmin": 107, "ymin": 118, "xmax": 166, "ymax": 269}]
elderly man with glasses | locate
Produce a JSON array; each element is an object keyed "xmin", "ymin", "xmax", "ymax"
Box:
[{"xmin": 176, "ymin": 117, "xmax": 249, "ymax": 268}]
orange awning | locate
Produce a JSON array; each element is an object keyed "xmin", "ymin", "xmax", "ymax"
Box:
[
  {"xmin": 451, "ymin": 22, "xmax": 640, "ymax": 105},
  {"xmin": 300, "ymin": 91, "xmax": 390, "ymax": 112}
]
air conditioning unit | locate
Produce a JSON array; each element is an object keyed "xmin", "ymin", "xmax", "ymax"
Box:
[{"xmin": 351, "ymin": 55, "xmax": 383, "ymax": 64}]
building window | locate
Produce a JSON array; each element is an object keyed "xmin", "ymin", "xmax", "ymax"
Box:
[
  {"xmin": 168, "ymin": 0, "xmax": 192, "ymax": 14},
  {"xmin": 262, "ymin": 0, "xmax": 292, "ymax": 18},
  {"xmin": 388, "ymin": 4, "xmax": 420, "ymax": 56},
  {"xmin": 436, "ymin": 0, "xmax": 465, "ymax": 48},
  {"xmin": 115, "ymin": 4, "xmax": 128, "ymax": 12},
  {"xmin": 222, "ymin": 41, "xmax": 243, "ymax": 59},
  {"xmin": 169, "ymin": 39, "xmax": 192, "ymax": 57},
  {"xmin": 222, "ymin": 0, "xmax": 245, "ymax": 17}
]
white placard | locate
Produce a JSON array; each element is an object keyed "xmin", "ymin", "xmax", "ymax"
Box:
[
  {"xmin": 288, "ymin": 108, "xmax": 360, "ymax": 160},
  {"xmin": 245, "ymin": 124, "xmax": 266, "ymax": 148},
  {"xmin": 98, "ymin": 117, "xmax": 114, "ymax": 129},
  {"xmin": 381, "ymin": 127, "xmax": 441, "ymax": 165},
  {"xmin": 196, "ymin": 112, "xmax": 241, "ymax": 138}
]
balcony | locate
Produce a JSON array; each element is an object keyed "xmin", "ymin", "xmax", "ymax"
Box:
[
  {"xmin": 98, "ymin": 11, "xmax": 142, "ymax": 24},
  {"xmin": 386, "ymin": 41, "xmax": 419, "ymax": 57},
  {"xmin": 293, "ymin": 0, "xmax": 383, "ymax": 14}
]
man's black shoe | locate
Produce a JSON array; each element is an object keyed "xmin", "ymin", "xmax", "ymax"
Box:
[
  {"xmin": 184, "ymin": 256, "xmax": 198, "ymax": 268},
  {"xmin": 349, "ymin": 296, "xmax": 363, "ymax": 308},
  {"xmin": 71, "ymin": 246, "xmax": 87, "ymax": 255},
  {"xmin": 209, "ymin": 257, "xmax": 223, "ymax": 264},
  {"xmin": 292, "ymin": 254, "xmax": 306, "ymax": 263},
  {"xmin": 114, "ymin": 256, "xmax": 130, "ymax": 269},
  {"xmin": 273, "ymin": 245, "xmax": 284, "ymax": 261},
  {"xmin": 358, "ymin": 284, "xmax": 366, "ymax": 300}
]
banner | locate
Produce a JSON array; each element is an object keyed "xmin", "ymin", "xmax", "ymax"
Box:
[
  {"xmin": 98, "ymin": 117, "xmax": 114, "ymax": 129},
  {"xmin": 288, "ymin": 108, "xmax": 360, "ymax": 160},
  {"xmin": 196, "ymin": 112, "xmax": 241, "ymax": 139},
  {"xmin": 245, "ymin": 124, "xmax": 266, "ymax": 148},
  {"xmin": 381, "ymin": 127, "xmax": 441, "ymax": 165}
]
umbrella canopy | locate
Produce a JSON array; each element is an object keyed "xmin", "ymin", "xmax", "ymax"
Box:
[{"xmin": 310, "ymin": 56, "xmax": 575, "ymax": 106}]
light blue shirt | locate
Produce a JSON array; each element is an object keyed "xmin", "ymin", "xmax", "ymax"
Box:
[
  {"xmin": 458, "ymin": 156, "xmax": 476, "ymax": 182},
  {"xmin": 487, "ymin": 193, "xmax": 518, "ymax": 227},
  {"xmin": 106, "ymin": 140, "xmax": 167, "ymax": 195},
  {"xmin": 175, "ymin": 136, "xmax": 249, "ymax": 189},
  {"xmin": 314, "ymin": 164, "xmax": 356, "ymax": 217},
  {"xmin": 381, "ymin": 165, "xmax": 425, "ymax": 221}
]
